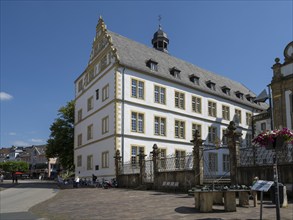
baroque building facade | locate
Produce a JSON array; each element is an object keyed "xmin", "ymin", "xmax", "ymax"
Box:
[
  {"xmin": 271, "ymin": 41, "xmax": 293, "ymax": 130},
  {"xmin": 74, "ymin": 18, "xmax": 267, "ymax": 179}
]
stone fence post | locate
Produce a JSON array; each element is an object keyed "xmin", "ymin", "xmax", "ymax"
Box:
[
  {"xmin": 151, "ymin": 144, "xmax": 160, "ymax": 189},
  {"xmin": 191, "ymin": 130, "xmax": 204, "ymax": 186},
  {"xmin": 138, "ymin": 149, "xmax": 146, "ymax": 185},
  {"xmin": 225, "ymin": 121, "xmax": 242, "ymax": 185}
]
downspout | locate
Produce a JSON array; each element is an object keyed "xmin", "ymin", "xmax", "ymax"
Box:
[
  {"xmin": 267, "ymin": 84, "xmax": 274, "ymax": 130},
  {"xmin": 121, "ymin": 67, "xmax": 126, "ymax": 164}
]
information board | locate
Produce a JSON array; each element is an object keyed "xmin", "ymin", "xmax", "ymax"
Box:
[{"xmin": 251, "ymin": 180, "xmax": 274, "ymax": 192}]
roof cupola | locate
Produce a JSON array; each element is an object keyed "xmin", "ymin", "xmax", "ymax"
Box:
[{"xmin": 152, "ymin": 22, "xmax": 169, "ymax": 53}]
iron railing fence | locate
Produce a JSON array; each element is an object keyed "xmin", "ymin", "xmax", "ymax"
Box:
[{"xmin": 239, "ymin": 143, "xmax": 293, "ymax": 166}]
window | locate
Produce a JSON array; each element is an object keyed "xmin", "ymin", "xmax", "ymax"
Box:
[
  {"xmin": 208, "ymin": 153, "xmax": 218, "ymax": 172},
  {"xmin": 235, "ymin": 109, "xmax": 242, "ymax": 123},
  {"xmin": 77, "ymin": 134, "xmax": 82, "ymax": 146},
  {"xmin": 192, "ymin": 96, "xmax": 202, "ymax": 113},
  {"xmin": 246, "ymin": 113, "xmax": 252, "ymax": 126},
  {"xmin": 87, "ymin": 155, "xmax": 93, "ymax": 170},
  {"xmin": 100, "ymin": 55, "xmax": 108, "ymax": 71},
  {"xmin": 96, "ymin": 89, "xmax": 99, "ymax": 100},
  {"xmin": 222, "ymin": 129, "xmax": 228, "ymax": 145},
  {"xmin": 235, "ymin": 91, "xmax": 244, "ymax": 99},
  {"xmin": 222, "ymin": 105, "xmax": 230, "ymax": 120},
  {"xmin": 159, "ymin": 148, "xmax": 166, "ymax": 169},
  {"xmin": 208, "ymin": 126, "xmax": 217, "ymax": 143},
  {"xmin": 222, "ymin": 86, "xmax": 230, "ymax": 96},
  {"xmin": 154, "ymin": 116, "xmax": 166, "ymax": 136},
  {"xmin": 77, "ymin": 155, "xmax": 82, "ymax": 167},
  {"xmin": 89, "ymin": 69, "xmax": 94, "ymax": 81},
  {"xmin": 131, "ymin": 79, "xmax": 144, "ymax": 99},
  {"xmin": 102, "ymin": 151, "xmax": 109, "ymax": 168},
  {"xmin": 246, "ymin": 133, "xmax": 252, "ymax": 147},
  {"xmin": 102, "ymin": 116, "xmax": 109, "ymax": 134},
  {"xmin": 222, "ymin": 154, "xmax": 230, "ymax": 172},
  {"xmin": 175, "ymin": 150, "xmax": 186, "ymax": 169},
  {"xmin": 175, "ymin": 91, "xmax": 185, "ymax": 109},
  {"xmin": 246, "ymin": 94, "xmax": 253, "ymax": 102},
  {"xmin": 261, "ymin": 122, "xmax": 266, "ymax": 131},
  {"xmin": 192, "ymin": 123, "xmax": 202, "ymax": 138},
  {"xmin": 189, "ymin": 74, "xmax": 199, "ymax": 85},
  {"xmin": 154, "ymin": 85, "xmax": 166, "ymax": 104},
  {"xmin": 87, "ymin": 124, "xmax": 93, "ymax": 140},
  {"xmin": 87, "ymin": 96, "xmax": 94, "ymax": 111},
  {"xmin": 146, "ymin": 59, "xmax": 158, "ymax": 71},
  {"xmin": 208, "ymin": 101, "xmax": 217, "ymax": 117},
  {"xmin": 77, "ymin": 109, "xmax": 82, "ymax": 122},
  {"xmin": 175, "ymin": 120, "xmax": 185, "ymax": 139},
  {"xmin": 131, "ymin": 146, "xmax": 144, "ymax": 166},
  {"xmin": 102, "ymin": 84, "xmax": 109, "ymax": 101},
  {"xmin": 131, "ymin": 112, "xmax": 144, "ymax": 133},
  {"xmin": 206, "ymin": 81, "xmax": 216, "ymax": 90},
  {"xmin": 78, "ymin": 79, "xmax": 83, "ymax": 92},
  {"xmin": 170, "ymin": 67, "xmax": 181, "ymax": 78}
]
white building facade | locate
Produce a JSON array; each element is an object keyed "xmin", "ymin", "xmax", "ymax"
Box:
[{"xmin": 74, "ymin": 18, "xmax": 267, "ymax": 179}]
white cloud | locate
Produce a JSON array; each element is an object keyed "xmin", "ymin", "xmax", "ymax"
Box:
[
  {"xmin": 12, "ymin": 140, "xmax": 30, "ymax": 147},
  {"xmin": 0, "ymin": 92, "xmax": 13, "ymax": 101},
  {"xmin": 8, "ymin": 132, "xmax": 17, "ymax": 136},
  {"xmin": 31, "ymin": 138, "xmax": 45, "ymax": 143}
]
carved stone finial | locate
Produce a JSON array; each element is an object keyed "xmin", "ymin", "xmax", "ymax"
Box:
[{"xmin": 227, "ymin": 121, "xmax": 237, "ymax": 132}]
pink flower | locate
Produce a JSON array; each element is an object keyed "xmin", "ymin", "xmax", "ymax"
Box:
[{"xmin": 253, "ymin": 128, "xmax": 293, "ymax": 147}]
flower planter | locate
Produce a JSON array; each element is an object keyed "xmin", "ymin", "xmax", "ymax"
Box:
[{"xmin": 266, "ymin": 136, "xmax": 285, "ymax": 150}]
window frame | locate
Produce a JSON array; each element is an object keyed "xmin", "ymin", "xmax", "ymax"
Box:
[
  {"xmin": 87, "ymin": 124, "xmax": 93, "ymax": 140},
  {"xmin": 175, "ymin": 119, "xmax": 185, "ymax": 139},
  {"xmin": 154, "ymin": 116, "xmax": 166, "ymax": 136},
  {"xmin": 102, "ymin": 151, "xmax": 109, "ymax": 168},
  {"xmin": 131, "ymin": 145, "xmax": 145, "ymax": 167},
  {"xmin": 87, "ymin": 155, "xmax": 93, "ymax": 170},
  {"xmin": 87, "ymin": 96, "xmax": 94, "ymax": 111},
  {"xmin": 175, "ymin": 91, "xmax": 185, "ymax": 109},
  {"xmin": 154, "ymin": 85, "xmax": 166, "ymax": 105},
  {"xmin": 208, "ymin": 101, "xmax": 217, "ymax": 117},
  {"xmin": 77, "ymin": 155, "xmax": 82, "ymax": 167},
  {"xmin": 131, "ymin": 111, "xmax": 145, "ymax": 133},
  {"xmin": 208, "ymin": 126, "xmax": 217, "ymax": 143},
  {"xmin": 131, "ymin": 78, "xmax": 145, "ymax": 99},
  {"xmin": 222, "ymin": 105, "xmax": 230, "ymax": 120},
  {"xmin": 208, "ymin": 152, "xmax": 218, "ymax": 172},
  {"xmin": 102, "ymin": 116, "xmax": 109, "ymax": 134},
  {"xmin": 102, "ymin": 84, "xmax": 109, "ymax": 101},
  {"xmin": 192, "ymin": 96, "xmax": 202, "ymax": 113}
]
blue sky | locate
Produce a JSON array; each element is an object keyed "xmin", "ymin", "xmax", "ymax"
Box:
[{"xmin": 1, "ymin": 1, "xmax": 292, "ymax": 148}]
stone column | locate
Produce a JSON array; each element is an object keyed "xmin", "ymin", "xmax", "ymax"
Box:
[
  {"xmin": 225, "ymin": 121, "xmax": 242, "ymax": 185},
  {"xmin": 151, "ymin": 144, "xmax": 160, "ymax": 189},
  {"xmin": 114, "ymin": 149, "xmax": 122, "ymax": 179},
  {"xmin": 138, "ymin": 149, "xmax": 146, "ymax": 185},
  {"xmin": 191, "ymin": 130, "xmax": 204, "ymax": 186}
]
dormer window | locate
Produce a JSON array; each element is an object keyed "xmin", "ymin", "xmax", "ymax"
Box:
[
  {"xmin": 206, "ymin": 80, "xmax": 216, "ymax": 91},
  {"xmin": 235, "ymin": 91, "xmax": 244, "ymax": 99},
  {"xmin": 189, "ymin": 74, "xmax": 199, "ymax": 85},
  {"xmin": 245, "ymin": 94, "xmax": 255, "ymax": 102},
  {"xmin": 170, "ymin": 67, "xmax": 181, "ymax": 78},
  {"xmin": 146, "ymin": 59, "xmax": 158, "ymax": 71},
  {"xmin": 221, "ymin": 86, "xmax": 231, "ymax": 96}
]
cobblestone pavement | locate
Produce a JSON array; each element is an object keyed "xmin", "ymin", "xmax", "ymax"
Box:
[{"xmin": 30, "ymin": 187, "xmax": 293, "ymax": 220}]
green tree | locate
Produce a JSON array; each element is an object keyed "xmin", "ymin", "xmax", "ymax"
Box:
[
  {"xmin": 46, "ymin": 100, "xmax": 75, "ymax": 171},
  {"xmin": 0, "ymin": 161, "xmax": 29, "ymax": 172}
]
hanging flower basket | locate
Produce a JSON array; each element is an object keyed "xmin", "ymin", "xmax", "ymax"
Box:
[{"xmin": 253, "ymin": 128, "xmax": 293, "ymax": 150}]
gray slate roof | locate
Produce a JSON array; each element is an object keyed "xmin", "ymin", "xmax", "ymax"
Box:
[{"xmin": 108, "ymin": 30, "xmax": 268, "ymax": 110}]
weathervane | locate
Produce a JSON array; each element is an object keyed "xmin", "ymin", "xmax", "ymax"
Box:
[{"xmin": 158, "ymin": 15, "xmax": 162, "ymax": 28}]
